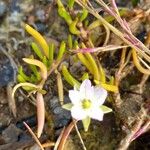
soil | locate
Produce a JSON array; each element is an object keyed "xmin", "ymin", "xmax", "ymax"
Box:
[{"xmin": 0, "ymin": 0, "xmax": 149, "ymax": 150}]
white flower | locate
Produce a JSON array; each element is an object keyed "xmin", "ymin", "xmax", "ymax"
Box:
[
  {"xmin": 68, "ymin": 79, "xmax": 112, "ymax": 121},
  {"xmin": 63, "ymin": 79, "xmax": 112, "ymax": 131}
]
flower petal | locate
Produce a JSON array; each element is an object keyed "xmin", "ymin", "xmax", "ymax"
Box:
[
  {"xmin": 69, "ymin": 90, "xmax": 81, "ymax": 105},
  {"xmin": 71, "ymin": 106, "xmax": 87, "ymax": 120},
  {"xmin": 79, "ymin": 79, "xmax": 94, "ymax": 99},
  {"xmin": 89, "ymin": 108, "xmax": 104, "ymax": 121},
  {"xmin": 93, "ymin": 86, "xmax": 107, "ymax": 105}
]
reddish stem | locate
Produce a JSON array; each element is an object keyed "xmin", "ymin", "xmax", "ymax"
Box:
[{"xmin": 58, "ymin": 120, "xmax": 78, "ymax": 150}]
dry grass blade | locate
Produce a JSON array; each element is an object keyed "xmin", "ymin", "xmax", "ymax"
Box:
[
  {"xmin": 23, "ymin": 122, "xmax": 44, "ymax": 150},
  {"xmin": 72, "ymin": 45, "xmax": 128, "ymax": 53},
  {"xmin": 58, "ymin": 120, "xmax": 77, "ymax": 150},
  {"xmin": 75, "ymin": 0, "xmax": 150, "ymax": 65},
  {"xmin": 7, "ymin": 83, "xmax": 17, "ymax": 117},
  {"xmin": 74, "ymin": 122, "xmax": 87, "ymax": 150},
  {"xmin": 56, "ymin": 70, "xmax": 64, "ymax": 105},
  {"xmin": 54, "ymin": 128, "xmax": 65, "ymax": 150}
]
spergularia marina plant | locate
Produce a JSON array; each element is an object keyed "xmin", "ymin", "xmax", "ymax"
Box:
[{"xmin": 63, "ymin": 79, "xmax": 112, "ymax": 131}]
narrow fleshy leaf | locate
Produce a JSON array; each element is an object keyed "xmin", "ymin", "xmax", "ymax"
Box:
[
  {"xmin": 31, "ymin": 42, "xmax": 43, "ymax": 59},
  {"xmin": 69, "ymin": 19, "xmax": 80, "ymax": 35},
  {"xmin": 68, "ymin": 0, "xmax": 75, "ymax": 9},
  {"xmin": 62, "ymin": 103, "xmax": 73, "ymax": 110},
  {"xmin": 99, "ymin": 65, "xmax": 106, "ymax": 83},
  {"xmin": 17, "ymin": 74, "xmax": 26, "ymax": 83},
  {"xmin": 23, "ymin": 58, "xmax": 47, "ymax": 80},
  {"xmin": 36, "ymin": 92, "xmax": 45, "ymax": 138},
  {"xmin": 62, "ymin": 65, "xmax": 80, "ymax": 87},
  {"xmin": 77, "ymin": 53, "xmax": 93, "ymax": 73},
  {"xmin": 29, "ymin": 64, "xmax": 41, "ymax": 81},
  {"xmin": 85, "ymin": 53, "xmax": 100, "ymax": 81},
  {"xmin": 18, "ymin": 66, "xmax": 31, "ymax": 81},
  {"xmin": 100, "ymin": 83, "xmax": 118, "ymax": 92},
  {"xmin": 80, "ymin": 8, "xmax": 88, "ymax": 21},
  {"xmin": 49, "ymin": 43, "xmax": 54, "ymax": 66},
  {"xmin": 68, "ymin": 34, "xmax": 73, "ymax": 49},
  {"xmin": 57, "ymin": 0, "xmax": 72, "ymax": 25},
  {"xmin": 100, "ymin": 105, "xmax": 112, "ymax": 113},
  {"xmin": 25, "ymin": 24, "xmax": 49, "ymax": 58},
  {"xmin": 12, "ymin": 82, "xmax": 38, "ymax": 100},
  {"xmin": 132, "ymin": 49, "xmax": 150, "ymax": 75},
  {"xmin": 82, "ymin": 116, "xmax": 91, "ymax": 132},
  {"xmin": 57, "ymin": 41, "xmax": 66, "ymax": 61}
]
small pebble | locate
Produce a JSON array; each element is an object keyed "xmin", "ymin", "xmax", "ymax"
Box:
[
  {"xmin": 49, "ymin": 96, "xmax": 71, "ymax": 128},
  {"xmin": 35, "ymin": 22, "xmax": 47, "ymax": 33},
  {"xmin": 35, "ymin": 9, "xmax": 45, "ymax": 22},
  {"xmin": 2, "ymin": 124, "xmax": 22, "ymax": 143},
  {"xmin": 0, "ymin": 63, "xmax": 14, "ymax": 86}
]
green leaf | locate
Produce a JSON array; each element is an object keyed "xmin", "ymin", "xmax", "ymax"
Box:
[
  {"xmin": 62, "ymin": 103, "xmax": 73, "ymax": 110},
  {"xmin": 62, "ymin": 65, "xmax": 80, "ymax": 87},
  {"xmin": 80, "ymin": 8, "xmax": 88, "ymax": 22},
  {"xmin": 68, "ymin": 34, "xmax": 73, "ymax": 49},
  {"xmin": 17, "ymin": 74, "xmax": 26, "ymax": 83},
  {"xmin": 42, "ymin": 56, "xmax": 49, "ymax": 68},
  {"xmin": 82, "ymin": 116, "xmax": 91, "ymax": 132},
  {"xmin": 49, "ymin": 43, "xmax": 54, "ymax": 66},
  {"xmin": 57, "ymin": 41, "xmax": 66, "ymax": 61},
  {"xmin": 37, "ymin": 89, "xmax": 47, "ymax": 94},
  {"xmin": 31, "ymin": 42, "xmax": 43, "ymax": 59},
  {"xmin": 100, "ymin": 105, "xmax": 112, "ymax": 114},
  {"xmin": 18, "ymin": 66, "xmax": 31, "ymax": 81},
  {"xmin": 68, "ymin": 0, "xmax": 75, "ymax": 9}
]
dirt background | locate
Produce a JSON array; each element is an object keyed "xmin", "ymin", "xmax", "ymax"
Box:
[{"xmin": 0, "ymin": 0, "xmax": 150, "ymax": 150}]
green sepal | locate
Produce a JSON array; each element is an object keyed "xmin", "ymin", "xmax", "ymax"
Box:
[
  {"xmin": 100, "ymin": 105, "xmax": 112, "ymax": 114},
  {"xmin": 81, "ymin": 72, "xmax": 89, "ymax": 81},
  {"xmin": 62, "ymin": 103, "xmax": 73, "ymax": 110},
  {"xmin": 82, "ymin": 116, "xmax": 91, "ymax": 132}
]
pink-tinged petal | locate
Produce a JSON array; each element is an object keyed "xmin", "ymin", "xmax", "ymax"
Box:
[
  {"xmin": 79, "ymin": 79, "xmax": 93, "ymax": 99},
  {"xmin": 69, "ymin": 90, "xmax": 81, "ymax": 105},
  {"xmin": 36, "ymin": 92, "xmax": 45, "ymax": 138},
  {"xmin": 93, "ymin": 86, "xmax": 107, "ymax": 105},
  {"xmin": 71, "ymin": 106, "xmax": 87, "ymax": 120},
  {"xmin": 89, "ymin": 108, "xmax": 104, "ymax": 121}
]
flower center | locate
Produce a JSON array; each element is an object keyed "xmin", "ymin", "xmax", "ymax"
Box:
[{"xmin": 82, "ymin": 99, "xmax": 91, "ymax": 109}]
